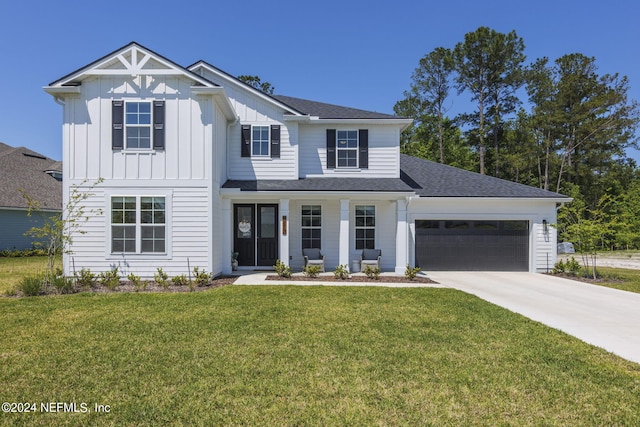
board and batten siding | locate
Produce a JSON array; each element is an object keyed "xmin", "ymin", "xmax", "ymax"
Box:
[
  {"xmin": 298, "ymin": 125, "xmax": 400, "ymax": 178},
  {"xmin": 64, "ymin": 75, "xmax": 218, "ymax": 182},
  {"xmin": 63, "ymin": 186, "xmax": 211, "ymax": 278},
  {"xmin": 407, "ymin": 198, "xmax": 559, "ymax": 273}
]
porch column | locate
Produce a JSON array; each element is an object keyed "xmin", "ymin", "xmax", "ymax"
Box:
[
  {"xmin": 339, "ymin": 199, "xmax": 350, "ymax": 271},
  {"xmin": 222, "ymin": 198, "xmax": 232, "ymax": 274},
  {"xmin": 395, "ymin": 198, "xmax": 408, "ymax": 274},
  {"xmin": 279, "ymin": 198, "xmax": 290, "ymax": 266}
]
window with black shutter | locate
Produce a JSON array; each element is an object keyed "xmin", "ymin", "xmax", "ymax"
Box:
[{"xmin": 112, "ymin": 100, "xmax": 124, "ymax": 150}]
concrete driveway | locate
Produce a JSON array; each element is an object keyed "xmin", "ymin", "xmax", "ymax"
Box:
[{"xmin": 428, "ymin": 272, "xmax": 640, "ymax": 364}]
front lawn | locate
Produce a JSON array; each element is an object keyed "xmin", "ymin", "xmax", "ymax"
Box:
[
  {"xmin": 1, "ymin": 286, "xmax": 639, "ymax": 426},
  {"xmin": 590, "ymin": 267, "xmax": 640, "ymax": 294},
  {"xmin": 0, "ymin": 256, "xmax": 49, "ymax": 295}
]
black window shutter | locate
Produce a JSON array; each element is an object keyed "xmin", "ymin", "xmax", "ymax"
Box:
[
  {"xmin": 326, "ymin": 129, "xmax": 336, "ymax": 169},
  {"xmin": 241, "ymin": 125, "xmax": 251, "ymax": 157},
  {"xmin": 359, "ymin": 129, "xmax": 369, "ymax": 169},
  {"xmin": 270, "ymin": 125, "xmax": 280, "ymax": 158},
  {"xmin": 112, "ymin": 100, "xmax": 124, "ymax": 150},
  {"xmin": 153, "ymin": 101, "xmax": 165, "ymax": 150}
]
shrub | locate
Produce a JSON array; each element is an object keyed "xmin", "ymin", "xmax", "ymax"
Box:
[
  {"xmin": 274, "ymin": 260, "xmax": 292, "ymax": 278},
  {"xmin": 334, "ymin": 264, "xmax": 349, "ymax": 280},
  {"xmin": 74, "ymin": 268, "xmax": 95, "ymax": 289},
  {"xmin": 552, "ymin": 259, "xmax": 566, "ymax": 274},
  {"xmin": 363, "ymin": 265, "xmax": 381, "ymax": 280},
  {"xmin": 52, "ymin": 275, "xmax": 74, "ymax": 294},
  {"xmin": 127, "ymin": 273, "xmax": 146, "ymax": 291},
  {"xmin": 172, "ymin": 274, "xmax": 188, "ymax": 287},
  {"xmin": 566, "ymin": 257, "xmax": 582, "ymax": 276},
  {"xmin": 193, "ymin": 267, "xmax": 212, "ymax": 287},
  {"xmin": 18, "ymin": 275, "xmax": 44, "ymax": 296},
  {"xmin": 154, "ymin": 268, "xmax": 170, "ymax": 289},
  {"xmin": 303, "ymin": 265, "xmax": 321, "ymax": 278},
  {"xmin": 99, "ymin": 267, "xmax": 120, "ymax": 290},
  {"xmin": 405, "ymin": 265, "xmax": 421, "ymax": 281}
]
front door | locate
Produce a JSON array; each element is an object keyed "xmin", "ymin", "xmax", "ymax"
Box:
[{"xmin": 234, "ymin": 204, "xmax": 278, "ymax": 267}]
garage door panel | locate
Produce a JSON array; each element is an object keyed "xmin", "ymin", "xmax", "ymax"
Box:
[{"xmin": 416, "ymin": 220, "xmax": 529, "ymax": 271}]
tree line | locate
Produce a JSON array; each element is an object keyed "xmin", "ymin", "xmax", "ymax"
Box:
[{"xmin": 395, "ymin": 26, "xmax": 640, "ymax": 250}]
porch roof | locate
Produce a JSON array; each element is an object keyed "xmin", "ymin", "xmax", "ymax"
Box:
[{"xmin": 221, "ymin": 177, "xmax": 416, "ymax": 193}]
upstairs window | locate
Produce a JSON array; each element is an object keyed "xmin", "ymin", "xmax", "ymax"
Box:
[
  {"xmin": 126, "ymin": 102, "xmax": 152, "ymax": 149},
  {"xmin": 337, "ymin": 130, "xmax": 358, "ymax": 168},
  {"xmin": 252, "ymin": 126, "xmax": 270, "ymax": 156},
  {"xmin": 112, "ymin": 100, "xmax": 165, "ymax": 151}
]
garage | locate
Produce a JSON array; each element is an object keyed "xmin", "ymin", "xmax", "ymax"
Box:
[{"xmin": 415, "ymin": 220, "xmax": 529, "ymax": 271}]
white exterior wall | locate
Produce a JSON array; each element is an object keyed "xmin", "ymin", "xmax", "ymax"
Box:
[
  {"xmin": 60, "ymin": 72, "xmax": 229, "ymax": 277},
  {"xmin": 298, "ymin": 124, "xmax": 400, "ymax": 178},
  {"xmin": 407, "ymin": 198, "xmax": 559, "ymax": 273},
  {"xmin": 286, "ymin": 198, "xmax": 398, "ymax": 271}
]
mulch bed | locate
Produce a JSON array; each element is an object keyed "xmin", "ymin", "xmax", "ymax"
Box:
[
  {"xmin": 546, "ymin": 273, "xmax": 624, "ymax": 284},
  {"xmin": 265, "ymin": 275, "xmax": 438, "ymax": 284}
]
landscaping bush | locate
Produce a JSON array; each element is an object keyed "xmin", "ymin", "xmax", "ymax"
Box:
[
  {"xmin": 274, "ymin": 260, "xmax": 292, "ymax": 278},
  {"xmin": 74, "ymin": 268, "xmax": 95, "ymax": 289},
  {"xmin": 363, "ymin": 265, "xmax": 381, "ymax": 280},
  {"xmin": 172, "ymin": 274, "xmax": 188, "ymax": 287},
  {"xmin": 18, "ymin": 275, "xmax": 44, "ymax": 296},
  {"xmin": 193, "ymin": 267, "xmax": 212, "ymax": 287},
  {"xmin": 334, "ymin": 264, "xmax": 349, "ymax": 280},
  {"xmin": 52, "ymin": 275, "xmax": 74, "ymax": 294},
  {"xmin": 303, "ymin": 265, "xmax": 321, "ymax": 278},
  {"xmin": 154, "ymin": 267, "xmax": 169, "ymax": 289},
  {"xmin": 405, "ymin": 265, "xmax": 421, "ymax": 281},
  {"xmin": 99, "ymin": 268, "xmax": 120, "ymax": 290}
]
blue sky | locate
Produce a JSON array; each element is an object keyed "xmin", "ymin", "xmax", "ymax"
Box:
[{"xmin": 1, "ymin": 0, "xmax": 638, "ymax": 161}]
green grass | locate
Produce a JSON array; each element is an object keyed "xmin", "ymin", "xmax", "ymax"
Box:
[
  {"xmin": 592, "ymin": 267, "xmax": 640, "ymax": 294},
  {"xmin": 0, "ymin": 256, "xmax": 49, "ymax": 294},
  {"xmin": 1, "ymin": 286, "xmax": 639, "ymax": 426}
]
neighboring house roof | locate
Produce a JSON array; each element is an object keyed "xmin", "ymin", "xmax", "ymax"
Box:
[
  {"xmin": 273, "ymin": 95, "xmax": 402, "ymax": 120},
  {"xmin": 399, "ymin": 154, "xmax": 570, "ymax": 199},
  {"xmin": 222, "ymin": 177, "xmax": 414, "ymax": 193},
  {"xmin": 0, "ymin": 143, "xmax": 62, "ymax": 210},
  {"xmin": 223, "ymin": 155, "xmax": 569, "ymax": 199}
]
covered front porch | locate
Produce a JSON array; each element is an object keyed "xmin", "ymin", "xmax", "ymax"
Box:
[{"xmin": 219, "ymin": 191, "xmax": 414, "ymax": 275}]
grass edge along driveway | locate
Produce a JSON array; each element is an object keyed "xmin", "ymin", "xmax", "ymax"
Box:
[{"xmin": 1, "ymin": 285, "xmax": 639, "ymax": 426}]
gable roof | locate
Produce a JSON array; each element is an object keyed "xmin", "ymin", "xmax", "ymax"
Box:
[
  {"xmin": 399, "ymin": 154, "xmax": 569, "ymax": 199},
  {"xmin": 46, "ymin": 42, "xmax": 217, "ymax": 89},
  {"xmin": 0, "ymin": 144, "xmax": 62, "ymax": 210},
  {"xmin": 273, "ymin": 95, "xmax": 402, "ymax": 120}
]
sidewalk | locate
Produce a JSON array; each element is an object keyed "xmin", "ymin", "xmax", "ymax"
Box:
[{"xmin": 232, "ymin": 271, "xmax": 442, "ymax": 288}]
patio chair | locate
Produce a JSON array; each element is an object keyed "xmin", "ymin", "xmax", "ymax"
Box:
[
  {"xmin": 303, "ymin": 248, "xmax": 325, "ymax": 272},
  {"xmin": 360, "ymin": 249, "xmax": 381, "ymax": 270}
]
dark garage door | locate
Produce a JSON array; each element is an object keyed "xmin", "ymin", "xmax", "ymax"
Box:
[{"xmin": 415, "ymin": 220, "xmax": 529, "ymax": 271}]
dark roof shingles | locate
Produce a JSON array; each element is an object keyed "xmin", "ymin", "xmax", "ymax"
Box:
[
  {"xmin": 272, "ymin": 95, "xmax": 402, "ymax": 120},
  {"xmin": 0, "ymin": 145, "xmax": 62, "ymax": 210},
  {"xmin": 222, "ymin": 177, "xmax": 414, "ymax": 192}
]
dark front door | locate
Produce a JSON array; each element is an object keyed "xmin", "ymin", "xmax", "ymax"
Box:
[
  {"xmin": 257, "ymin": 204, "xmax": 278, "ymax": 266},
  {"xmin": 234, "ymin": 204, "xmax": 278, "ymax": 267}
]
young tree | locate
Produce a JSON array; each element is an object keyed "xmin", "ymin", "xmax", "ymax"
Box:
[
  {"xmin": 23, "ymin": 179, "xmax": 103, "ymax": 283},
  {"xmin": 453, "ymin": 27, "xmax": 526, "ymax": 175}
]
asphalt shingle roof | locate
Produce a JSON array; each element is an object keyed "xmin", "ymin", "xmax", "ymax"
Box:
[
  {"xmin": 222, "ymin": 155, "xmax": 568, "ymax": 199},
  {"xmin": 0, "ymin": 144, "xmax": 62, "ymax": 210},
  {"xmin": 399, "ymin": 154, "xmax": 569, "ymax": 198},
  {"xmin": 272, "ymin": 95, "xmax": 402, "ymax": 120}
]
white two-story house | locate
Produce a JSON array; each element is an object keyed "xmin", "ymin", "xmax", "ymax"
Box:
[{"xmin": 45, "ymin": 43, "xmax": 569, "ymax": 278}]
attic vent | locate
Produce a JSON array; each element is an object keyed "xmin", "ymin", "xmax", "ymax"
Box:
[{"xmin": 22, "ymin": 152, "xmax": 47, "ymax": 160}]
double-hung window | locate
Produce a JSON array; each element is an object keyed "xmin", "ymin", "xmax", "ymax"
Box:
[
  {"xmin": 301, "ymin": 205, "xmax": 322, "ymax": 249},
  {"xmin": 355, "ymin": 205, "xmax": 375, "ymax": 249},
  {"xmin": 111, "ymin": 196, "xmax": 166, "ymax": 254},
  {"xmin": 336, "ymin": 130, "xmax": 358, "ymax": 168},
  {"xmin": 126, "ymin": 102, "xmax": 152, "ymax": 149},
  {"xmin": 252, "ymin": 126, "xmax": 270, "ymax": 156}
]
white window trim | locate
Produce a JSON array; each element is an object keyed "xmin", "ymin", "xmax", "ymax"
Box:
[
  {"xmin": 105, "ymin": 189, "xmax": 173, "ymax": 260},
  {"xmin": 125, "ymin": 100, "xmax": 153, "ymax": 151},
  {"xmin": 251, "ymin": 125, "xmax": 270, "ymax": 157},
  {"xmin": 336, "ymin": 129, "xmax": 359, "ymax": 169}
]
